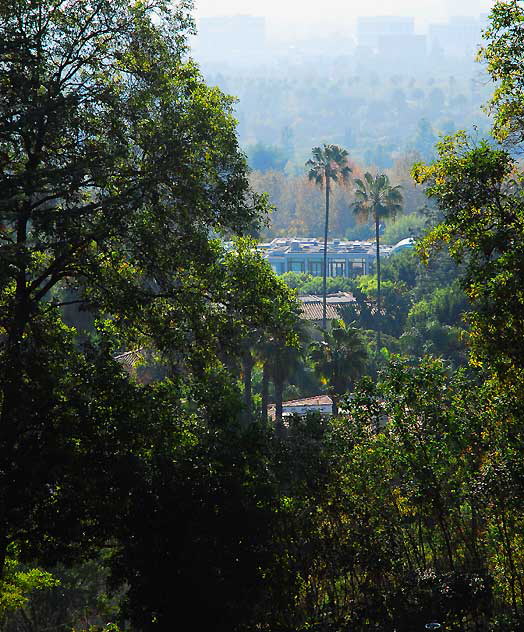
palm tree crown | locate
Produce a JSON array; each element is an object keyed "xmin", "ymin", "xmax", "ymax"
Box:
[
  {"xmin": 353, "ymin": 173, "xmax": 403, "ymax": 225},
  {"xmin": 353, "ymin": 173, "xmax": 403, "ymax": 351},
  {"xmin": 306, "ymin": 144, "xmax": 352, "ymax": 188},
  {"xmin": 310, "ymin": 319, "xmax": 368, "ymax": 416},
  {"xmin": 306, "ymin": 144, "xmax": 352, "ymax": 329}
]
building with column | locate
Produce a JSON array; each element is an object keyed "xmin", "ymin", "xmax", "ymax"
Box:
[{"xmin": 258, "ymin": 238, "xmax": 396, "ymax": 278}]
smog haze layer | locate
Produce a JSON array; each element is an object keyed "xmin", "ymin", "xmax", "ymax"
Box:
[
  {"xmin": 193, "ymin": 0, "xmax": 496, "ymax": 182},
  {"xmin": 196, "ymin": 0, "xmax": 494, "ymax": 28}
]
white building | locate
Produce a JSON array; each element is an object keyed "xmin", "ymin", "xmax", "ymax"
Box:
[{"xmin": 258, "ymin": 237, "xmax": 413, "ymax": 278}]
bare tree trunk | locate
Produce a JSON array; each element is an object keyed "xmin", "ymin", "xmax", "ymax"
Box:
[
  {"xmin": 241, "ymin": 351, "xmax": 254, "ymax": 425},
  {"xmin": 261, "ymin": 362, "xmax": 270, "ymax": 424},
  {"xmin": 275, "ymin": 374, "xmax": 284, "ymax": 431},
  {"xmin": 322, "ymin": 178, "xmax": 330, "ymax": 330}
]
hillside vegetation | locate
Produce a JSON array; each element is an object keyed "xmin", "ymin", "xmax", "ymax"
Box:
[{"xmin": 1, "ymin": 2, "xmax": 524, "ymax": 631}]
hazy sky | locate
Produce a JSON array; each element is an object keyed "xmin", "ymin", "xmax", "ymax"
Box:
[{"xmin": 195, "ymin": 0, "xmax": 495, "ymax": 26}]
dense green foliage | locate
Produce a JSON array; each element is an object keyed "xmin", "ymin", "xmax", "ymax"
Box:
[
  {"xmin": 413, "ymin": 134, "xmax": 524, "ymax": 374},
  {"xmin": 0, "ymin": 0, "xmax": 296, "ymax": 624},
  {"xmin": 480, "ymin": 0, "xmax": 524, "ymax": 145},
  {"xmin": 4, "ymin": 1, "xmax": 524, "ymax": 632},
  {"xmin": 108, "ymin": 359, "xmax": 524, "ymax": 631},
  {"xmin": 278, "ymin": 250, "xmax": 470, "ymax": 374},
  {"xmin": 310, "ymin": 320, "xmax": 368, "ymax": 414}
]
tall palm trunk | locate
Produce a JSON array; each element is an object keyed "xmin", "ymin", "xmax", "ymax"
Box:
[
  {"xmin": 375, "ymin": 215, "xmax": 381, "ymax": 352},
  {"xmin": 307, "ymin": 145, "xmax": 352, "ymax": 330},
  {"xmin": 322, "ymin": 177, "xmax": 330, "ymax": 330}
]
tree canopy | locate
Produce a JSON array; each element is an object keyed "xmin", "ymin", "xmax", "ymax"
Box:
[
  {"xmin": 413, "ymin": 132, "xmax": 524, "ymax": 375},
  {"xmin": 0, "ymin": 0, "xmax": 284, "ymax": 582},
  {"xmin": 6, "ymin": 2, "xmax": 524, "ymax": 631}
]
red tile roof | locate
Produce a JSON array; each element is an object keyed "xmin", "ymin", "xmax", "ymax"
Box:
[
  {"xmin": 280, "ymin": 395, "xmax": 333, "ymax": 407},
  {"xmin": 300, "ymin": 302, "xmax": 340, "ymax": 321},
  {"xmin": 267, "ymin": 395, "xmax": 333, "ymax": 419},
  {"xmin": 299, "ymin": 293, "xmax": 355, "ymax": 321}
]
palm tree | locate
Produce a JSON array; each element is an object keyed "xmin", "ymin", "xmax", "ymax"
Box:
[
  {"xmin": 261, "ymin": 318, "xmax": 311, "ymax": 429},
  {"xmin": 353, "ymin": 173, "xmax": 403, "ymax": 351},
  {"xmin": 306, "ymin": 144, "xmax": 352, "ymax": 329},
  {"xmin": 309, "ymin": 320, "xmax": 368, "ymax": 416}
]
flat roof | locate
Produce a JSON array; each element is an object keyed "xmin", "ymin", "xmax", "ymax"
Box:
[{"xmin": 261, "ymin": 237, "xmax": 393, "ymax": 257}]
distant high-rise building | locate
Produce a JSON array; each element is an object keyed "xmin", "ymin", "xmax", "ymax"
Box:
[
  {"xmin": 197, "ymin": 15, "xmax": 266, "ymax": 60},
  {"xmin": 355, "ymin": 16, "xmax": 426, "ymax": 68},
  {"xmin": 429, "ymin": 16, "xmax": 482, "ymax": 58},
  {"xmin": 357, "ymin": 16, "xmax": 415, "ymax": 50},
  {"xmin": 377, "ymin": 33, "xmax": 427, "ymax": 61}
]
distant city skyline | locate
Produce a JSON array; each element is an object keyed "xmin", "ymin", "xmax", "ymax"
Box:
[{"xmin": 195, "ymin": 0, "xmax": 494, "ymax": 25}]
